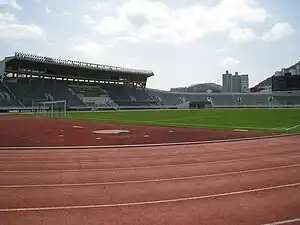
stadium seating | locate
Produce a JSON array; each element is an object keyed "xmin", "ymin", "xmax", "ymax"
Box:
[
  {"xmin": 69, "ymin": 85, "xmax": 108, "ymax": 98},
  {"xmin": 100, "ymin": 84, "xmax": 158, "ymax": 106},
  {"xmin": 1, "ymin": 78, "xmax": 300, "ymax": 110},
  {"xmin": 274, "ymin": 95, "xmax": 300, "ymax": 105},
  {"xmin": 148, "ymin": 89, "xmax": 188, "ymax": 106},
  {"xmin": 0, "ymin": 84, "xmax": 13, "ymax": 107},
  {"xmin": 92, "ymin": 83, "xmax": 132, "ymax": 106},
  {"xmin": 3, "ymin": 79, "xmax": 157, "ymax": 108},
  {"xmin": 44, "ymin": 81, "xmax": 85, "ymax": 107},
  {"xmin": 148, "ymin": 89, "xmax": 236, "ymax": 107},
  {"xmin": 68, "ymin": 83, "xmax": 158, "ymax": 107},
  {"xmin": 68, "ymin": 85, "xmax": 111, "ymax": 107},
  {"xmin": 233, "ymin": 94, "xmax": 272, "ymax": 106},
  {"xmin": 6, "ymin": 79, "xmax": 84, "ymax": 107},
  {"xmin": 208, "ymin": 94, "xmax": 234, "ymax": 107},
  {"xmin": 0, "ymin": 82, "xmax": 22, "ymax": 107},
  {"xmin": 148, "ymin": 89, "xmax": 286, "ymax": 107}
]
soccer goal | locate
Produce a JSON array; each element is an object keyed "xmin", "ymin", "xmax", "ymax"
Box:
[{"xmin": 32, "ymin": 100, "xmax": 67, "ymax": 118}]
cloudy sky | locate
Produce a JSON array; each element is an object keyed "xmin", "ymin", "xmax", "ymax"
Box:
[{"xmin": 0, "ymin": 0, "xmax": 299, "ymax": 90}]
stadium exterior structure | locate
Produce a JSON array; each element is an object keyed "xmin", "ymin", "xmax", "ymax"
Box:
[{"xmin": 0, "ymin": 52, "xmax": 300, "ymax": 113}]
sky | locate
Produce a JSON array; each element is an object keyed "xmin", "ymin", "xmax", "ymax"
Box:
[{"xmin": 0, "ymin": 0, "xmax": 299, "ymax": 90}]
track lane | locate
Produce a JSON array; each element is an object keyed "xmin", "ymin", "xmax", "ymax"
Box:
[
  {"xmin": 1, "ymin": 183, "xmax": 299, "ymax": 225},
  {"xmin": 0, "ymin": 147, "xmax": 299, "ymax": 171},
  {"xmin": 2, "ymin": 142, "xmax": 299, "ymax": 164},
  {"xmin": 1, "ymin": 136, "xmax": 299, "ymax": 225},
  {"xmin": 1, "ymin": 154, "xmax": 300, "ymax": 186},
  {"xmin": 0, "ymin": 136, "xmax": 298, "ymax": 162},
  {"xmin": 0, "ymin": 141, "xmax": 297, "ymax": 162},
  {"xmin": 1, "ymin": 164, "xmax": 299, "ymax": 188},
  {"xmin": 0, "ymin": 165, "xmax": 299, "ymax": 209}
]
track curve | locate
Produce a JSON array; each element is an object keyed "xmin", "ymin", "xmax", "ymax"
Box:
[{"xmin": 0, "ymin": 135, "xmax": 299, "ymax": 225}]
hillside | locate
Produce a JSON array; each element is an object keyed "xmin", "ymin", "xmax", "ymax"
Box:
[
  {"xmin": 170, "ymin": 83, "xmax": 223, "ymax": 93},
  {"xmin": 250, "ymin": 76, "xmax": 272, "ymax": 92},
  {"xmin": 251, "ymin": 61, "xmax": 300, "ymax": 92}
]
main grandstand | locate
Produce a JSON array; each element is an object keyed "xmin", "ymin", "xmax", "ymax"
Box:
[
  {"xmin": 0, "ymin": 52, "xmax": 300, "ymax": 112},
  {"xmin": 0, "ymin": 52, "xmax": 160, "ymax": 111}
]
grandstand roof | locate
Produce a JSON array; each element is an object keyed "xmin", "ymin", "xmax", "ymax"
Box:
[{"xmin": 2, "ymin": 52, "xmax": 154, "ymax": 81}]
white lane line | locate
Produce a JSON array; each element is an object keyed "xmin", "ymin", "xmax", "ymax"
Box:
[
  {"xmin": 2, "ymin": 146, "xmax": 296, "ymax": 163},
  {"xmin": 262, "ymin": 218, "xmax": 300, "ymax": 225},
  {"xmin": 1, "ymin": 152, "xmax": 299, "ymax": 173},
  {"xmin": 0, "ymin": 133, "xmax": 296, "ymax": 151},
  {"xmin": 72, "ymin": 126, "xmax": 84, "ymax": 129},
  {"xmin": 0, "ymin": 182, "xmax": 299, "ymax": 212},
  {"xmin": 95, "ymin": 118, "xmax": 285, "ymax": 131},
  {"xmin": 0, "ymin": 164, "xmax": 299, "ymax": 188},
  {"xmin": 0, "ymin": 149, "xmax": 258, "ymax": 163},
  {"xmin": 2, "ymin": 142, "xmax": 297, "ymax": 163},
  {"xmin": 0, "ymin": 138, "xmax": 297, "ymax": 158},
  {"xmin": 285, "ymin": 124, "xmax": 300, "ymax": 132},
  {"xmin": 234, "ymin": 129, "xmax": 249, "ymax": 132}
]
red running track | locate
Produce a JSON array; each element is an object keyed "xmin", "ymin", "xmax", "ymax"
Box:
[{"xmin": 0, "ymin": 135, "xmax": 300, "ymax": 225}]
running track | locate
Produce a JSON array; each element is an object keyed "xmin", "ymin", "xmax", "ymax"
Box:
[{"xmin": 0, "ymin": 136, "xmax": 300, "ymax": 225}]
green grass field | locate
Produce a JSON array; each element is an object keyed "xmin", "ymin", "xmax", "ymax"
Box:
[
  {"xmin": 7, "ymin": 108, "xmax": 299, "ymax": 134},
  {"xmin": 60, "ymin": 109, "xmax": 300, "ymax": 134}
]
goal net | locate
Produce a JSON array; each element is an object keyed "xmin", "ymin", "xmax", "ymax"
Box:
[{"xmin": 32, "ymin": 100, "xmax": 67, "ymax": 118}]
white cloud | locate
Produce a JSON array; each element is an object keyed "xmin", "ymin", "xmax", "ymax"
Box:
[
  {"xmin": 113, "ymin": 35, "xmax": 140, "ymax": 44},
  {"xmin": 95, "ymin": 16, "xmax": 131, "ymax": 35},
  {"xmin": 228, "ymin": 27, "xmax": 257, "ymax": 43},
  {"xmin": 0, "ymin": 0, "xmax": 296, "ymax": 91},
  {"xmin": 8, "ymin": 0, "xmax": 21, "ymax": 9},
  {"xmin": 220, "ymin": 57, "xmax": 240, "ymax": 68},
  {"xmin": 68, "ymin": 0, "xmax": 294, "ymax": 90},
  {"xmin": 0, "ymin": 12, "xmax": 44, "ymax": 40},
  {"xmin": 83, "ymin": 15, "xmax": 96, "ymax": 25},
  {"xmin": 0, "ymin": 0, "xmax": 21, "ymax": 9},
  {"xmin": 261, "ymin": 22, "xmax": 295, "ymax": 42},
  {"xmin": 46, "ymin": 7, "xmax": 51, "ymax": 14},
  {"xmin": 88, "ymin": 1, "xmax": 112, "ymax": 11},
  {"xmin": 216, "ymin": 48, "xmax": 230, "ymax": 53},
  {"xmin": 91, "ymin": 0, "xmax": 268, "ymax": 45},
  {"xmin": 69, "ymin": 37, "xmax": 114, "ymax": 60},
  {"xmin": 70, "ymin": 0, "xmax": 274, "ymax": 66},
  {"xmin": 61, "ymin": 11, "xmax": 73, "ymax": 16}
]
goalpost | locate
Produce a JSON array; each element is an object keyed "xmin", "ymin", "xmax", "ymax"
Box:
[{"xmin": 32, "ymin": 100, "xmax": 67, "ymax": 118}]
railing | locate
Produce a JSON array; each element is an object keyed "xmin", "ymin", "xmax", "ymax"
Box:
[
  {"xmin": 68, "ymin": 87, "xmax": 76, "ymax": 96},
  {"xmin": 214, "ymin": 104, "xmax": 300, "ymax": 108},
  {"xmin": 105, "ymin": 99, "xmax": 119, "ymax": 109},
  {"xmin": 145, "ymin": 88, "xmax": 160, "ymax": 105},
  {"xmin": 0, "ymin": 81, "xmax": 25, "ymax": 107}
]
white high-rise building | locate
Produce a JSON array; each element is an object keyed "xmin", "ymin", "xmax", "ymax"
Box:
[
  {"xmin": 222, "ymin": 71, "xmax": 249, "ymax": 93},
  {"xmin": 240, "ymin": 74, "xmax": 249, "ymax": 92},
  {"xmin": 222, "ymin": 70, "xmax": 232, "ymax": 92}
]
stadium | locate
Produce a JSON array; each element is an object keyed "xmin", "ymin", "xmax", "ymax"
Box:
[
  {"xmin": 0, "ymin": 52, "xmax": 299, "ymax": 225},
  {"xmin": 1, "ymin": 52, "xmax": 300, "ymax": 112}
]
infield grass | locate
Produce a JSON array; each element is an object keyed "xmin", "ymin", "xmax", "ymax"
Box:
[{"xmin": 63, "ymin": 109, "xmax": 300, "ymax": 134}]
